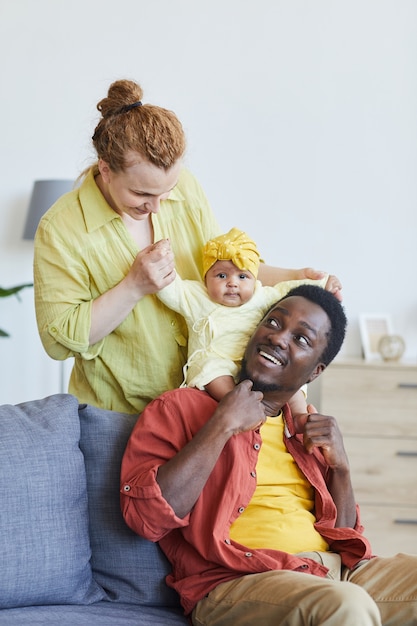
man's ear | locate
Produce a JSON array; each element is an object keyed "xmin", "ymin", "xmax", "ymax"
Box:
[{"xmin": 307, "ymin": 362, "xmax": 326, "ymax": 384}]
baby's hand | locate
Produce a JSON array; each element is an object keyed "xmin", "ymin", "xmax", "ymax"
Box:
[
  {"xmin": 151, "ymin": 239, "xmax": 172, "ymax": 256},
  {"xmin": 128, "ymin": 239, "xmax": 175, "ymax": 296}
]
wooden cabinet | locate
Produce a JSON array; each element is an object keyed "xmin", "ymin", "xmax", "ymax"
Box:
[{"xmin": 318, "ymin": 359, "xmax": 417, "ymax": 556}]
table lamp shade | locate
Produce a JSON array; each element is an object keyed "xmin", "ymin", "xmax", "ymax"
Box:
[{"xmin": 23, "ymin": 179, "xmax": 74, "ymax": 240}]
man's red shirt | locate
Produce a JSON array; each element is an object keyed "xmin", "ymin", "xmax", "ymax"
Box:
[{"xmin": 121, "ymin": 387, "xmax": 372, "ymax": 615}]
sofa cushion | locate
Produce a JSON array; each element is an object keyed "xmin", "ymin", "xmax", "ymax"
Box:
[
  {"xmin": 0, "ymin": 394, "xmax": 105, "ymax": 609},
  {"xmin": 78, "ymin": 403, "xmax": 181, "ymax": 607},
  {"xmin": 0, "ymin": 602, "xmax": 188, "ymax": 625}
]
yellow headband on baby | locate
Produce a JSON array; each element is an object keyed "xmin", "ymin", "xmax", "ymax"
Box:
[{"xmin": 202, "ymin": 227, "xmax": 261, "ymax": 279}]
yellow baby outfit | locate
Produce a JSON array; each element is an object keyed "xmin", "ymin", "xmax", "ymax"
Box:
[{"xmin": 157, "ymin": 275, "xmax": 327, "ymax": 390}]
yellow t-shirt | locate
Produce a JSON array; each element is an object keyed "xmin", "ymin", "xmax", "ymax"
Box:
[
  {"xmin": 230, "ymin": 413, "xmax": 329, "ymax": 553},
  {"xmin": 34, "ymin": 167, "xmax": 220, "ymax": 413}
]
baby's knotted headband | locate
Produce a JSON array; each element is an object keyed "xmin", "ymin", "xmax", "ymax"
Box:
[{"xmin": 202, "ymin": 227, "xmax": 261, "ymax": 279}]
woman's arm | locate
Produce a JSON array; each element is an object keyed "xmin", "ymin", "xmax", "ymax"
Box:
[
  {"xmin": 90, "ymin": 240, "xmax": 175, "ymax": 344},
  {"xmin": 258, "ymin": 264, "xmax": 342, "ymax": 301}
]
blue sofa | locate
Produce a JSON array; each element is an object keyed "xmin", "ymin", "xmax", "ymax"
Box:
[{"xmin": 0, "ymin": 394, "xmax": 188, "ymax": 625}]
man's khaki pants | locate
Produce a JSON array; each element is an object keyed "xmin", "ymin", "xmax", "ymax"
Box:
[{"xmin": 192, "ymin": 552, "xmax": 417, "ymax": 625}]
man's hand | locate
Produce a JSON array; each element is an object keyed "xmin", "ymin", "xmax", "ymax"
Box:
[
  {"xmin": 294, "ymin": 404, "xmax": 356, "ymax": 528},
  {"xmin": 156, "ymin": 380, "xmax": 265, "ymax": 519},
  {"xmin": 293, "ymin": 404, "xmax": 349, "ymax": 472},
  {"xmin": 214, "ymin": 380, "xmax": 266, "ymax": 435}
]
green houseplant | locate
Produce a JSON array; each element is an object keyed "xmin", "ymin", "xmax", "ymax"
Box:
[{"xmin": 1, "ymin": 283, "xmax": 33, "ymax": 337}]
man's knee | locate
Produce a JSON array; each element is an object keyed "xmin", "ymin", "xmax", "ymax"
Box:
[
  {"xmin": 192, "ymin": 576, "xmax": 381, "ymax": 626},
  {"xmin": 319, "ymin": 581, "xmax": 381, "ymax": 624}
]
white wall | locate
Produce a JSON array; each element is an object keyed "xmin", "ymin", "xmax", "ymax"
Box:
[{"xmin": 1, "ymin": 0, "xmax": 416, "ymax": 404}]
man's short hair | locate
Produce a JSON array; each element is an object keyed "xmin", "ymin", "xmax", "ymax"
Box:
[{"xmin": 276, "ymin": 284, "xmax": 347, "ymax": 366}]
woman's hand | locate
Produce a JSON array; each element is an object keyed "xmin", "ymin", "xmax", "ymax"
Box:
[
  {"xmin": 89, "ymin": 239, "xmax": 175, "ymax": 345},
  {"xmin": 127, "ymin": 239, "xmax": 176, "ymax": 298},
  {"xmin": 324, "ymin": 274, "xmax": 342, "ymax": 301},
  {"xmin": 258, "ymin": 265, "xmax": 343, "ymax": 301},
  {"xmin": 301, "ymin": 268, "xmax": 343, "ymax": 301}
]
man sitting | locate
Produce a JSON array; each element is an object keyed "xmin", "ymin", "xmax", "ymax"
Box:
[{"xmin": 121, "ymin": 285, "xmax": 417, "ymax": 625}]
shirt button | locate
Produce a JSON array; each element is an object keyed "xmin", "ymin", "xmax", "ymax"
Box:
[
  {"xmin": 245, "ymin": 552, "xmax": 253, "ymax": 558},
  {"xmin": 254, "ymin": 443, "xmax": 260, "ymax": 451},
  {"xmin": 238, "ymin": 506, "xmax": 245, "ymax": 514},
  {"xmin": 250, "ymin": 471, "xmax": 256, "ymax": 478},
  {"xmin": 225, "ymin": 539, "xmax": 231, "ymax": 545},
  {"xmin": 123, "ymin": 484, "xmax": 131, "ymax": 492}
]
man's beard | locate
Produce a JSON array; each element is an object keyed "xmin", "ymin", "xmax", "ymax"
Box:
[{"xmin": 239, "ymin": 358, "xmax": 284, "ymax": 393}]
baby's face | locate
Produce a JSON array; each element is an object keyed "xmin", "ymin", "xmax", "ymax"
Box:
[{"xmin": 205, "ymin": 260, "xmax": 256, "ymax": 307}]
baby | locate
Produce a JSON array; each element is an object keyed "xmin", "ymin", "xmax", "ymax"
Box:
[{"xmin": 157, "ymin": 227, "xmax": 328, "ymax": 414}]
